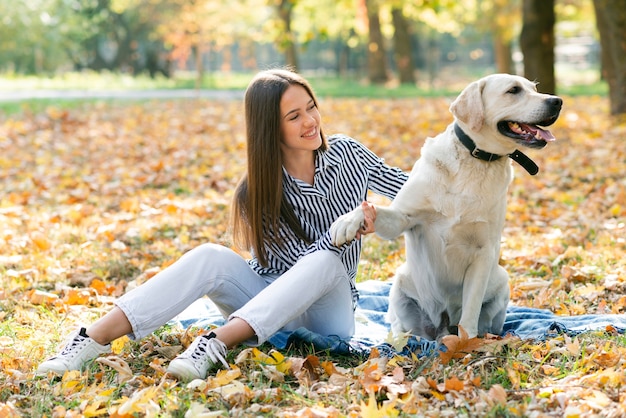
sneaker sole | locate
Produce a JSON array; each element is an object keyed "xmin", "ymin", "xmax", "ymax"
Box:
[{"xmin": 166, "ymin": 361, "xmax": 202, "ymax": 381}]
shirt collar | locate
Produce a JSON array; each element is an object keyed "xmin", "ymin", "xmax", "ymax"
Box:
[{"xmin": 317, "ymin": 142, "xmax": 343, "ymax": 170}]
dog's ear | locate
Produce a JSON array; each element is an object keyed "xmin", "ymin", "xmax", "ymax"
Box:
[{"xmin": 450, "ymin": 79, "xmax": 485, "ymax": 132}]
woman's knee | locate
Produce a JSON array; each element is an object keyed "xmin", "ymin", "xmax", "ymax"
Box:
[
  {"xmin": 299, "ymin": 250, "xmax": 346, "ymax": 277},
  {"xmin": 306, "ymin": 250, "xmax": 341, "ymax": 264},
  {"xmin": 184, "ymin": 243, "xmax": 241, "ymax": 265}
]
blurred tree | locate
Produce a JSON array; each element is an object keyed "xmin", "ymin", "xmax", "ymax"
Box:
[
  {"xmin": 592, "ymin": 0, "xmax": 626, "ymax": 115},
  {"xmin": 520, "ymin": 0, "xmax": 556, "ymax": 93},
  {"xmin": 477, "ymin": 0, "xmax": 520, "ymax": 74},
  {"xmin": 56, "ymin": 0, "xmax": 172, "ymax": 75},
  {"xmin": 156, "ymin": 0, "xmax": 266, "ymax": 79},
  {"xmin": 275, "ymin": 0, "xmax": 299, "ymax": 70},
  {"xmin": 361, "ymin": 0, "xmax": 389, "ymax": 84},
  {"xmin": 391, "ymin": 4, "xmax": 415, "ymax": 84},
  {"xmin": 0, "ymin": 0, "xmax": 88, "ymax": 73},
  {"xmin": 293, "ymin": 0, "xmax": 361, "ymax": 75}
]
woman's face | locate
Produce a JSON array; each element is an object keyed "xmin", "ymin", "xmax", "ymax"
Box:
[{"xmin": 279, "ymin": 84, "xmax": 322, "ymax": 155}]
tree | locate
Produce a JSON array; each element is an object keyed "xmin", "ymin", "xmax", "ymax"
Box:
[
  {"xmin": 362, "ymin": 0, "xmax": 388, "ymax": 84},
  {"xmin": 592, "ymin": 0, "xmax": 626, "ymax": 115},
  {"xmin": 276, "ymin": 0, "xmax": 299, "ymax": 70},
  {"xmin": 520, "ymin": 0, "xmax": 556, "ymax": 93},
  {"xmin": 478, "ymin": 0, "xmax": 520, "ymax": 74},
  {"xmin": 391, "ymin": 6, "xmax": 415, "ymax": 84}
]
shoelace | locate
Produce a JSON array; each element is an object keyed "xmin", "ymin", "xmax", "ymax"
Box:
[
  {"xmin": 58, "ymin": 332, "xmax": 87, "ymax": 358},
  {"xmin": 190, "ymin": 333, "xmax": 229, "ymax": 369}
]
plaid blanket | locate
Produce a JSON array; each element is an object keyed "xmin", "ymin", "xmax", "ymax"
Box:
[{"xmin": 171, "ymin": 280, "xmax": 626, "ymax": 358}]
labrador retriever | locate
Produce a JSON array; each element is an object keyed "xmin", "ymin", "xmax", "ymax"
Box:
[{"xmin": 331, "ymin": 74, "xmax": 562, "ymax": 340}]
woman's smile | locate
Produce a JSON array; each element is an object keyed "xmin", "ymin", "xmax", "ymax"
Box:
[{"xmin": 302, "ymin": 127, "xmax": 318, "ymax": 138}]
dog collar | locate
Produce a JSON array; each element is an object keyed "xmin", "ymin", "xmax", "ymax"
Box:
[{"xmin": 454, "ymin": 123, "xmax": 539, "ymax": 175}]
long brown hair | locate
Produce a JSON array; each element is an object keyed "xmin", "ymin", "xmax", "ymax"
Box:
[{"xmin": 230, "ymin": 68, "xmax": 328, "ymax": 266}]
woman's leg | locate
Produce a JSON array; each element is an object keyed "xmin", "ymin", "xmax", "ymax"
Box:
[
  {"xmin": 230, "ymin": 250, "xmax": 355, "ymax": 345},
  {"xmin": 91, "ymin": 243, "xmax": 267, "ymax": 343},
  {"xmin": 38, "ymin": 243, "xmax": 265, "ymax": 375},
  {"xmin": 166, "ymin": 250, "xmax": 354, "ymax": 381}
]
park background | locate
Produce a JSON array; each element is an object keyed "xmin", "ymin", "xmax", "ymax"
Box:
[
  {"xmin": 0, "ymin": 0, "xmax": 624, "ymax": 112},
  {"xmin": 1, "ymin": 0, "xmax": 626, "ymax": 417}
]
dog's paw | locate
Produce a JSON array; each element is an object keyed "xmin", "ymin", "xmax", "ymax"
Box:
[{"xmin": 330, "ymin": 209, "xmax": 365, "ymax": 246}]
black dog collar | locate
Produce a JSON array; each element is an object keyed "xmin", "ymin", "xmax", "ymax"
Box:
[{"xmin": 454, "ymin": 123, "xmax": 539, "ymax": 175}]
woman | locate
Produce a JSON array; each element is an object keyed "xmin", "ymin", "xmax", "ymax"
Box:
[{"xmin": 37, "ymin": 68, "xmax": 408, "ymax": 381}]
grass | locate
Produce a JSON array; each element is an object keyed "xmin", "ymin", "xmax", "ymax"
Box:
[{"xmin": 0, "ymin": 68, "xmax": 608, "ymax": 116}]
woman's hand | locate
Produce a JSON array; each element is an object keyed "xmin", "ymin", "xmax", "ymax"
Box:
[{"xmin": 355, "ymin": 201, "xmax": 377, "ymax": 239}]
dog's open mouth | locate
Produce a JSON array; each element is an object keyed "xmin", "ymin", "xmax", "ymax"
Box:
[{"xmin": 497, "ymin": 118, "xmax": 557, "ymax": 149}]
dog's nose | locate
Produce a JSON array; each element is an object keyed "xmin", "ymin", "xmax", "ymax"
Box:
[{"xmin": 547, "ymin": 96, "xmax": 563, "ymax": 111}]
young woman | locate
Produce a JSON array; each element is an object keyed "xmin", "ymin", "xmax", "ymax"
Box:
[{"xmin": 37, "ymin": 68, "xmax": 408, "ymax": 381}]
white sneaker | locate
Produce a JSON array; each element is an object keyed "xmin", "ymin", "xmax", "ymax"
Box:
[
  {"xmin": 166, "ymin": 332, "xmax": 229, "ymax": 381},
  {"xmin": 37, "ymin": 327, "xmax": 111, "ymax": 375}
]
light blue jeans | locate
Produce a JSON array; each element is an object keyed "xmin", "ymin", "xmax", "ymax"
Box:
[{"xmin": 115, "ymin": 244, "xmax": 355, "ymax": 345}]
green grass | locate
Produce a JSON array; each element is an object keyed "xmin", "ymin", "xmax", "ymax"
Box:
[{"xmin": 0, "ymin": 69, "xmax": 609, "ymax": 116}]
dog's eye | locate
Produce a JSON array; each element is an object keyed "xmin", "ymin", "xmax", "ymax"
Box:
[{"xmin": 507, "ymin": 86, "xmax": 522, "ymax": 94}]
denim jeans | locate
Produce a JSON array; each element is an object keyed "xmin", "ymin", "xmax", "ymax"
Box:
[{"xmin": 115, "ymin": 243, "xmax": 355, "ymax": 345}]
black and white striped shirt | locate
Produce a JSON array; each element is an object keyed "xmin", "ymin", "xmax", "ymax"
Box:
[{"xmin": 248, "ymin": 134, "xmax": 409, "ymax": 304}]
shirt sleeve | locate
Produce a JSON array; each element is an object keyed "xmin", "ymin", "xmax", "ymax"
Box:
[
  {"xmin": 301, "ymin": 137, "xmax": 409, "ymax": 255},
  {"xmin": 351, "ymin": 138, "xmax": 409, "ymax": 200}
]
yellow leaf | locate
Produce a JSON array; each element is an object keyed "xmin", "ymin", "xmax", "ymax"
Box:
[
  {"xmin": 83, "ymin": 401, "xmax": 108, "ymax": 417},
  {"xmin": 609, "ymin": 203, "xmax": 621, "ymax": 216},
  {"xmin": 116, "ymin": 386, "xmax": 160, "ymax": 416},
  {"xmin": 593, "ymin": 350, "xmax": 620, "ymax": 368},
  {"xmin": 268, "ymin": 349, "xmax": 292, "ymax": 374},
  {"xmin": 64, "ymin": 288, "xmax": 92, "ymax": 305},
  {"xmin": 111, "ymin": 335, "xmax": 129, "ymax": 355},
  {"xmin": 360, "ymin": 391, "xmax": 398, "ymax": 418},
  {"xmin": 209, "ymin": 366, "xmax": 241, "ymax": 387},
  {"xmin": 31, "ymin": 233, "xmax": 51, "ymax": 251}
]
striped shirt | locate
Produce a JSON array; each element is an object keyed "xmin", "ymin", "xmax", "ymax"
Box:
[{"xmin": 247, "ymin": 134, "xmax": 409, "ymax": 304}]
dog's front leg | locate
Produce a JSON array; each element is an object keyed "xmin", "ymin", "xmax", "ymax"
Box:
[
  {"xmin": 458, "ymin": 257, "xmax": 494, "ymax": 338},
  {"xmin": 373, "ymin": 207, "xmax": 416, "ymax": 240}
]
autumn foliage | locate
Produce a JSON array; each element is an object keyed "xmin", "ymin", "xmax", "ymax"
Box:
[{"xmin": 1, "ymin": 95, "xmax": 625, "ymax": 416}]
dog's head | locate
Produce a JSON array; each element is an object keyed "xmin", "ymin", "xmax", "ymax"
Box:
[{"xmin": 450, "ymin": 74, "xmax": 562, "ymax": 154}]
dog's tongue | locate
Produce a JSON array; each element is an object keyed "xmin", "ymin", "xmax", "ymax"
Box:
[{"xmin": 520, "ymin": 122, "xmax": 556, "ymax": 141}]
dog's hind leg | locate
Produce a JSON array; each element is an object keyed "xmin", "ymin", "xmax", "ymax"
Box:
[{"xmin": 388, "ymin": 270, "xmax": 439, "ymax": 340}]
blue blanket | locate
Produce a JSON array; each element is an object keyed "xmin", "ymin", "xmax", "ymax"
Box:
[{"xmin": 171, "ymin": 280, "xmax": 626, "ymax": 358}]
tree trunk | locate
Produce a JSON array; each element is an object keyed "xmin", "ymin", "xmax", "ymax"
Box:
[
  {"xmin": 493, "ymin": 37, "xmax": 513, "ymax": 74},
  {"xmin": 364, "ymin": 0, "xmax": 388, "ymax": 84},
  {"xmin": 593, "ymin": 0, "xmax": 626, "ymax": 115},
  {"xmin": 277, "ymin": 0, "xmax": 299, "ymax": 70},
  {"xmin": 489, "ymin": 0, "xmax": 518, "ymax": 75},
  {"xmin": 520, "ymin": 0, "xmax": 556, "ymax": 93},
  {"xmin": 193, "ymin": 44, "xmax": 204, "ymax": 90},
  {"xmin": 391, "ymin": 7, "xmax": 415, "ymax": 84}
]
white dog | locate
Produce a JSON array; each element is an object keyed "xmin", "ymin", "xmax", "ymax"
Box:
[{"xmin": 331, "ymin": 74, "xmax": 562, "ymax": 340}]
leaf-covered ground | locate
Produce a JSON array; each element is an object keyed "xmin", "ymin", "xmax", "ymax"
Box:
[{"xmin": 0, "ymin": 96, "xmax": 625, "ymax": 417}]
